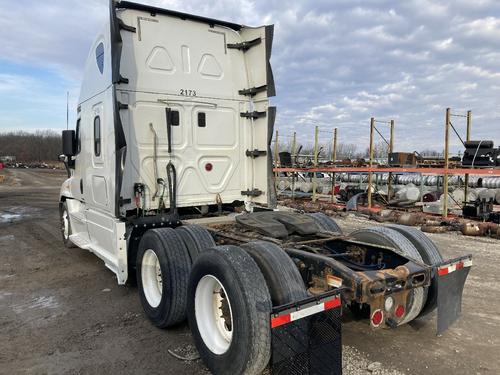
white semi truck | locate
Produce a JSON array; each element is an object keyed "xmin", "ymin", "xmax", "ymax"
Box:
[{"xmin": 60, "ymin": 2, "xmax": 472, "ymax": 374}]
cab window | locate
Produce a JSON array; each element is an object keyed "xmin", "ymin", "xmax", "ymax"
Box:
[
  {"xmin": 94, "ymin": 116, "xmax": 101, "ymax": 157},
  {"xmin": 75, "ymin": 119, "xmax": 81, "ymax": 154}
]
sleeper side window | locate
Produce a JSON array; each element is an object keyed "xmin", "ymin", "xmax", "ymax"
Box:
[
  {"xmin": 75, "ymin": 119, "xmax": 81, "ymax": 155},
  {"xmin": 96, "ymin": 43, "xmax": 104, "ymax": 74},
  {"xmin": 94, "ymin": 116, "xmax": 101, "ymax": 157}
]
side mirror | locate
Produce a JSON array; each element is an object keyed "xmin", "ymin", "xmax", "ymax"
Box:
[{"xmin": 62, "ymin": 130, "xmax": 76, "ymax": 156}]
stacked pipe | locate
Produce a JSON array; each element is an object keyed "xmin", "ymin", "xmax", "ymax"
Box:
[{"xmin": 276, "ymin": 173, "xmax": 500, "ymax": 205}]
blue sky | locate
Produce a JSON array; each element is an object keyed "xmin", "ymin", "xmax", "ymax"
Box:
[{"xmin": 1, "ymin": 0, "xmax": 499, "ymax": 153}]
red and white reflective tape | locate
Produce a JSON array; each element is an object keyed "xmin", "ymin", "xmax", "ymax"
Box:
[
  {"xmin": 437, "ymin": 258, "xmax": 472, "ymax": 277},
  {"xmin": 271, "ymin": 296, "xmax": 341, "ymax": 329}
]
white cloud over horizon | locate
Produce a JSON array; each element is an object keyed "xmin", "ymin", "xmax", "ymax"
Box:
[{"xmin": 0, "ymin": 0, "xmax": 499, "ymax": 154}]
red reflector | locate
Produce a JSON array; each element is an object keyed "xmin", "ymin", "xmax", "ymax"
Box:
[
  {"xmin": 371, "ymin": 309, "xmax": 383, "ymax": 327},
  {"xmin": 324, "ymin": 297, "xmax": 341, "ymax": 310},
  {"xmin": 395, "ymin": 305, "xmax": 405, "ymax": 318},
  {"xmin": 205, "ymin": 163, "xmax": 213, "ymax": 172},
  {"xmin": 271, "ymin": 314, "xmax": 291, "ymax": 329},
  {"xmin": 438, "ymin": 267, "xmax": 449, "ymax": 276},
  {"xmin": 456, "ymin": 262, "xmax": 464, "ymax": 270}
]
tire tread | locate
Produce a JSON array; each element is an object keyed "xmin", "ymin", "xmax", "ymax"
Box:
[
  {"xmin": 188, "ymin": 246, "xmax": 272, "ymax": 375},
  {"xmin": 138, "ymin": 228, "xmax": 191, "ymax": 327},
  {"xmin": 307, "ymin": 212, "xmax": 342, "ymax": 234},
  {"xmin": 242, "ymin": 241, "xmax": 307, "ymax": 305}
]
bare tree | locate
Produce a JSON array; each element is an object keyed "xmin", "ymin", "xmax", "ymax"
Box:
[
  {"xmin": 0, "ymin": 130, "xmax": 62, "ymax": 162},
  {"xmin": 275, "ymin": 140, "xmax": 361, "ymax": 162},
  {"xmin": 363, "ymin": 141, "xmax": 389, "ymax": 159},
  {"xmin": 419, "ymin": 149, "xmax": 441, "ymax": 157}
]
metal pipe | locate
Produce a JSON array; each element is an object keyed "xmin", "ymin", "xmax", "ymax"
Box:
[{"xmin": 149, "ymin": 123, "xmax": 159, "ymax": 201}]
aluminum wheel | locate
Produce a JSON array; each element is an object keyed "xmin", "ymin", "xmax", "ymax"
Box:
[
  {"xmin": 141, "ymin": 249, "xmax": 163, "ymax": 308},
  {"xmin": 195, "ymin": 275, "xmax": 233, "ymax": 355},
  {"xmin": 62, "ymin": 210, "xmax": 69, "ymax": 239}
]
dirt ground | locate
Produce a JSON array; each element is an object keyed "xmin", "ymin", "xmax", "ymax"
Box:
[{"xmin": 1, "ymin": 169, "xmax": 498, "ymax": 375}]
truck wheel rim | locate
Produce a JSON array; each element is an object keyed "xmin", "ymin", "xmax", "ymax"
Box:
[
  {"xmin": 142, "ymin": 249, "xmax": 162, "ymax": 308},
  {"xmin": 62, "ymin": 210, "xmax": 69, "ymax": 239},
  {"xmin": 195, "ymin": 275, "xmax": 233, "ymax": 355}
]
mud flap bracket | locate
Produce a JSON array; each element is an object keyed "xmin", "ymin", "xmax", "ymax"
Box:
[
  {"xmin": 271, "ymin": 290, "xmax": 342, "ymax": 374},
  {"xmin": 436, "ymin": 255, "xmax": 472, "ymax": 335}
]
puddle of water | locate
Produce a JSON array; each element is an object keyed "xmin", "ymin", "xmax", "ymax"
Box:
[
  {"xmin": 0, "ymin": 213, "xmax": 21, "ymax": 223},
  {"xmin": 0, "ymin": 206, "xmax": 41, "ymax": 224}
]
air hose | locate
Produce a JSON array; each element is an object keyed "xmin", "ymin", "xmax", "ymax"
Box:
[{"xmin": 166, "ymin": 162, "xmax": 178, "ymax": 218}]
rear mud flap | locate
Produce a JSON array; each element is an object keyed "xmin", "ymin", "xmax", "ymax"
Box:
[
  {"xmin": 270, "ymin": 291, "xmax": 342, "ymax": 375},
  {"xmin": 436, "ymin": 255, "xmax": 472, "ymax": 335}
]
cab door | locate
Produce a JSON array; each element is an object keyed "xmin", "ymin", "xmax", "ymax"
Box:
[
  {"xmin": 84, "ymin": 100, "xmax": 117, "ymax": 265},
  {"xmin": 88, "ymin": 103, "xmax": 108, "ymax": 209}
]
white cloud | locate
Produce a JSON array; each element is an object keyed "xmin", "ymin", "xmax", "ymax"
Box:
[
  {"xmin": 433, "ymin": 37, "xmax": 455, "ymax": 51},
  {"xmin": 0, "ymin": 0, "xmax": 499, "ymax": 151},
  {"xmin": 458, "ymin": 17, "xmax": 500, "ymax": 42}
]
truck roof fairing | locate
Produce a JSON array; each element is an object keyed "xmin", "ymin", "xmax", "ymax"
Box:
[{"xmin": 116, "ymin": 1, "xmax": 244, "ymax": 31}]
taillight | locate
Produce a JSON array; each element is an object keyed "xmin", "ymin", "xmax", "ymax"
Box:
[
  {"xmin": 205, "ymin": 163, "xmax": 213, "ymax": 172},
  {"xmin": 371, "ymin": 309, "xmax": 383, "ymax": 327},
  {"xmin": 395, "ymin": 304, "xmax": 405, "ymax": 318}
]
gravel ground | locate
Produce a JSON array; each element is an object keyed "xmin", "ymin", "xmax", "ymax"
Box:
[{"xmin": 1, "ymin": 169, "xmax": 498, "ymax": 374}]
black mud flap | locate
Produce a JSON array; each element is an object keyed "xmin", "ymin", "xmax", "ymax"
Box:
[
  {"xmin": 436, "ymin": 255, "xmax": 472, "ymax": 335},
  {"xmin": 271, "ymin": 290, "xmax": 342, "ymax": 375}
]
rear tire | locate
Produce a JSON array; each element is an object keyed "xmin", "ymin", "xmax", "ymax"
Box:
[
  {"xmin": 385, "ymin": 224, "xmax": 443, "ymax": 264},
  {"xmin": 241, "ymin": 241, "xmax": 307, "ymax": 305},
  {"xmin": 187, "ymin": 246, "xmax": 272, "ymax": 375},
  {"xmin": 307, "ymin": 212, "xmax": 342, "ymax": 234},
  {"xmin": 349, "ymin": 226, "xmax": 426, "ymax": 325},
  {"xmin": 137, "ymin": 228, "xmax": 191, "ymax": 328},
  {"xmin": 59, "ymin": 202, "xmax": 76, "ymax": 248},
  {"xmin": 386, "ymin": 224, "xmax": 443, "ymax": 317},
  {"xmin": 176, "ymin": 224, "xmax": 216, "ymax": 262}
]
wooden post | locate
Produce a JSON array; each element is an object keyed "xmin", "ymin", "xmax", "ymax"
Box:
[
  {"xmin": 388, "ymin": 119, "xmax": 395, "ymax": 200},
  {"xmin": 312, "ymin": 126, "xmax": 319, "ymax": 202},
  {"xmin": 332, "ymin": 128, "xmax": 338, "ymax": 162},
  {"xmin": 274, "ymin": 130, "xmax": 279, "ymax": 194},
  {"xmin": 443, "ymin": 108, "xmax": 450, "ymax": 218},
  {"xmin": 291, "ymin": 131, "xmax": 296, "ymax": 199},
  {"xmin": 331, "ymin": 128, "xmax": 338, "ymax": 202},
  {"xmin": 368, "ymin": 118, "xmax": 375, "ymax": 209},
  {"xmin": 464, "ymin": 111, "xmax": 471, "ymax": 203}
]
